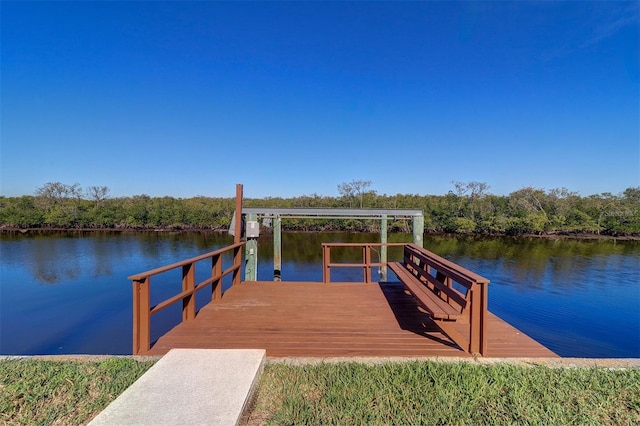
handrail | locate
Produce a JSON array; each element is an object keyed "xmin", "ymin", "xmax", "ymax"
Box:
[
  {"xmin": 406, "ymin": 243, "xmax": 489, "ymax": 285},
  {"xmin": 129, "ymin": 241, "xmax": 245, "ymax": 355},
  {"xmin": 322, "ymin": 242, "xmax": 407, "ymax": 283}
]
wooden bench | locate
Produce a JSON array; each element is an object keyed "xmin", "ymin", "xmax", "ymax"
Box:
[{"xmin": 388, "ymin": 244, "xmax": 490, "ymax": 356}]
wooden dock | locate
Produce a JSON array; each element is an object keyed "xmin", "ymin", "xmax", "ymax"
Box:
[
  {"xmin": 141, "ymin": 281, "xmax": 557, "ymax": 358},
  {"xmin": 132, "ymin": 184, "xmax": 557, "ymax": 359}
]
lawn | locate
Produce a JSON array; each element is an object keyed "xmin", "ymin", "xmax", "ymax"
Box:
[
  {"xmin": 246, "ymin": 361, "xmax": 640, "ymax": 425},
  {"xmin": 0, "ymin": 357, "xmax": 155, "ymax": 425},
  {"xmin": 1, "ymin": 358, "xmax": 638, "ymax": 425}
]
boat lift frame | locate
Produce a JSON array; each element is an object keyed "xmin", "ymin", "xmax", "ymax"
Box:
[{"xmin": 238, "ymin": 207, "xmax": 425, "ymax": 281}]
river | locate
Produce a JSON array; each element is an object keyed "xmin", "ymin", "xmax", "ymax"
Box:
[{"xmin": 1, "ymin": 231, "xmax": 638, "ymax": 357}]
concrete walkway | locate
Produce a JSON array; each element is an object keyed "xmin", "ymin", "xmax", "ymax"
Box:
[{"xmin": 88, "ymin": 349, "xmax": 266, "ymax": 426}]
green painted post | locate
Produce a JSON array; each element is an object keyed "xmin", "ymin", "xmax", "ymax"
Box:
[
  {"xmin": 412, "ymin": 214, "xmax": 424, "ymax": 248},
  {"xmin": 273, "ymin": 215, "xmax": 282, "ymax": 281},
  {"xmin": 245, "ymin": 213, "xmax": 258, "ymax": 281},
  {"xmin": 381, "ymin": 215, "xmax": 388, "ymax": 281}
]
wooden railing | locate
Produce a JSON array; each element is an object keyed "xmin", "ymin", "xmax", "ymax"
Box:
[
  {"xmin": 322, "ymin": 242, "xmax": 407, "ymax": 283},
  {"xmin": 129, "ymin": 241, "xmax": 245, "ymax": 355}
]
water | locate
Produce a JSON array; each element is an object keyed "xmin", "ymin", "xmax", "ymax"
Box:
[{"xmin": 1, "ymin": 231, "xmax": 638, "ymax": 357}]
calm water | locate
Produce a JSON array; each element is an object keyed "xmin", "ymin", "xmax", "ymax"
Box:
[{"xmin": 1, "ymin": 231, "xmax": 638, "ymax": 357}]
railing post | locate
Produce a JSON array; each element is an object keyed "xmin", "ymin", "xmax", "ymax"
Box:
[
  {"xmin": 479, "ymin": 281, "xmax": 488, "ymax": 356},
  {"xmin": 233, "ymin": 244, "xmax": 242, "ymax": 287},
  {"xmin": 182, "ymin": 263, "xmax": 195, "ymax": 321},
  {"xmin": 322, "ymin": 244, "xmax": 330, "ymax": 283},
  {"xmin": 212, "ymin": 253, "xmax": 222, "ymax": 302},
  {"xmin": 132, "ymin": 277, "xmax": 151, "ymax": 355},
  {"xmin": 469, "ymin": 281, "xmax": 488, "ymax": 356},
  {"xmin": 363, "ymin": 245, "xmax": 372, "ymax": 283}
]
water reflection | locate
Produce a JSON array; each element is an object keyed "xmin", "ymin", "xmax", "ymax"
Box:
[
  {"xmin": 0, "ymin": 231, "xmax": 235, "ymax": 285},
  {"xmin": 3, "ymin": 230, "xmax": 638, "ymax": 291},
  {"xmin": 421, "ymin": 235, "xmax": 640, "ymax": 293}
]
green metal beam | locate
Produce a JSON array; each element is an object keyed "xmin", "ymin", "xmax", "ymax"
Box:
[
  {"xmin": 245, "ymin": 213, "xmax": 258, "ymax": 281},
  {"xmin": 412, "ymin": 215, "xmax": 424, "ymax": 248},
  {"xmin": 242, "ymin": 207, "xmax": 422, "ymax": 220}
]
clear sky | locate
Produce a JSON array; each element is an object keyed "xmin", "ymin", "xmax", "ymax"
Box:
[{"xmin": 1, "ymin": 1, "xmax": 638, "ymax": 199}]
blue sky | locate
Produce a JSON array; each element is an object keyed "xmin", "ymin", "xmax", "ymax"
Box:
[{"xmin": 2, "ymin": 1, "xmax": 638, "ymax": 199}]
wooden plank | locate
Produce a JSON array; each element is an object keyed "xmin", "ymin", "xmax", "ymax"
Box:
[{"xmin": 140, "ymin": 282, "xmax": 557, "ymax": 359}]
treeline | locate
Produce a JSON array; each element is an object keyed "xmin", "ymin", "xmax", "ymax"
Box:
[{"xmin": 0, "ymin": 182, "xmax": 639, "ymax": 236}]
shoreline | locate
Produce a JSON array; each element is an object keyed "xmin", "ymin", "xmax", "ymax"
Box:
[{"xmin": 1, "ymin": 226, "xmax": 639, "ymax": 241}]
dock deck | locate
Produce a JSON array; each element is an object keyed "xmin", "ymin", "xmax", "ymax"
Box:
[{"xmin": 142, "ymin": 281, "xmax": 557, "ymax": 358}]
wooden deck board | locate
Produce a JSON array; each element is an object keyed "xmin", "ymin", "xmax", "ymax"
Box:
[{"xmin": 142, "ymin": 282, "xmax": 558, "ymax": 358}]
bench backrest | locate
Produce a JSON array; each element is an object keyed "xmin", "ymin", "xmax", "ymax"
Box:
[{"xmin": 403, "ymin": 243, "xmax": 490, "ymax": 314}]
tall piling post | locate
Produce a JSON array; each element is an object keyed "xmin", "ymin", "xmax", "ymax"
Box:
[
  {"xmin": 273, "ymin": 215, "xmax": 282, "ymax": 281},
  {"xmin": 380, "ymin": 215, "xmax": 388, "ymax": 281},
  {"xmin": 234, "ymin": 184, "xmax": 243, "ymax": 244}
]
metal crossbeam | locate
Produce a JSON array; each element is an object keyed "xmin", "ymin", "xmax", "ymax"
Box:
[{"xmin": 242, "ymin": 207, "xmax": 422, "ymax": 220}]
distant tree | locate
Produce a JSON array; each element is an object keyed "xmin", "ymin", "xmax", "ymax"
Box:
[
  {"xmin": 451, "ymin": 180, "xmax": 490, "ymax": 223},
  {"xmin": 586, "ymin": 193, "xmax": 616, "ymax": 235},
  {"xmin": 125, "ymin": 194, "xmax": 151, "ymax": 226},
  {"xmin": 508, "ymin": 187, "xmax": 547, "ymax": 216},
  {"xmin": 35, "ymin": 182, "xmax": 82, "ymax": 205},
  {"xmin": 338, "ymin": 179, "xmax": 372, "ymax": 208},
  {"xmin": 0, "ymin": 195, "xmax": 43, "ymax": 227},
  {"xmin": 546, "ymin": 187, "xmax": 580, "ymax": 231},
  {"xmin": 507, "ymin": 187, "xmax": 550, "ymax": 234},
  {"xmin": 34, "ymin": 182, "xmax": 83, "ymax": 226},
  {"xmin": 86, "ymin": 186, "xmax": 110, "ymax": 207},
  {"xmin": 622, "ymin": 187, "xmax": 640, "ymax": 204},
  {"xmin": 337, "ymin": 181, "xmax": 355, "ymax": 207},
  {"xmin": 611, "ymin": 187, "xmax": 640, "ymax": 234}
]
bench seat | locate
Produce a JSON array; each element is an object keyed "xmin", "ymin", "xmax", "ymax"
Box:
[
  {"xmin": 387, "ymin": 244, "xmax": 489, "ymax": 356},
  {"xmin": 388, "ymin": 262, "xmax": 462, "ymax": 321}
]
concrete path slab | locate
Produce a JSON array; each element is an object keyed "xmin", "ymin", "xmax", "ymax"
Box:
[{"xmin": 88, "ymin": 349, "xmax": 265, "ymax": 426}]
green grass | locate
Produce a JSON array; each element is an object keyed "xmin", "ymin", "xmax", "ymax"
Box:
[
  {"xmin": 0, "ymin": 357, "xmax": 155, "ymax": 425},
  {"xmin": 247, "ymin": 361, "xmax": 640, "ymax": 425},
  {"xmin": 2, "ymin": 358, "xmax": 639, "ymax": 425}
]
